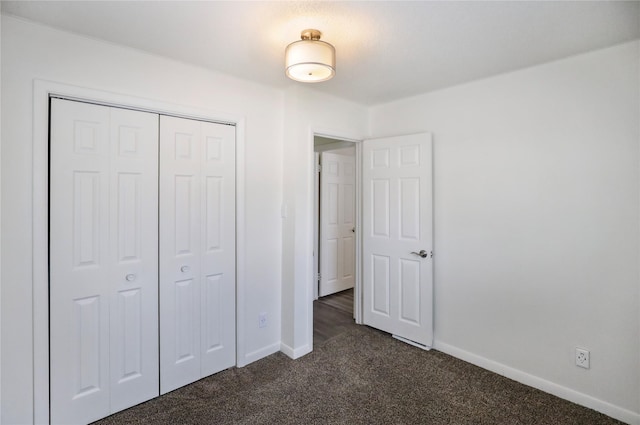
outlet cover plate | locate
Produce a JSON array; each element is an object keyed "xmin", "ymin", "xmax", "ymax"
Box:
[{"xmin": 575, "ymin": 348, "xmax": 590, "ymax": 369}]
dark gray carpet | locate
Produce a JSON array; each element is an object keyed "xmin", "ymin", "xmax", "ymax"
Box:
[{"xmin": 94, "ymin": 320, "xmax": 623, "ymax": 425}]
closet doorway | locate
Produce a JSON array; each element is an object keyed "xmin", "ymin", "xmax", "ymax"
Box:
[{"xmin": 48, "ymin": 98, "xmax": 236, "ymax": 424}]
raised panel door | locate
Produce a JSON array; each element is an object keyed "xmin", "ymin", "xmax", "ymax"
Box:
[
  {"xmin": 51, "ymin": 100, "xmax": 236, "ymax": 421},
  {"xmin": 200, "ymin": 121, "xmax": 236, "ymax": 377},
  {"xmin": 50, "ymin": 99, "xmax": 111, "ymax": 424},
  {"xmin": 160, "ymin": 116, "xmax": 236, "ymax": 393},
  {"xmin": 160, "ymin": 116, "xmax": 202, "ymax": 394},
  {"xmin": 319, "ymin": 152, "xmax": 356, "ymax": 297},
  {"xmin": 50, "ymin": 100, "xmax": 160, "ymax": 423},
  {"xmin": 362, "ymin": 133, "xmax": 433, "ymax": 347},
  {"xmin": 108, "ymin": 107, "xmax": 159, "ymax": 412}
]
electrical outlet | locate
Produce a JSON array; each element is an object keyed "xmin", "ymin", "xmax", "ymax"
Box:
[
  {"xmin": 575, "ymin": 348, "xmax": 590, "ymax": 369},
  {"xmin": 259, "ymin": 313, "xmax": 267, "ymax": 328}
]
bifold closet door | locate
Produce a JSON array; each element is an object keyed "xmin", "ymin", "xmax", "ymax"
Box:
[
  {"xmin": 50, "ymin": 99, "xmax": 159, "ymax": 424},
  {"xmin": 159, "ymin": 115, "xmax": 236, "ymax": 394}
]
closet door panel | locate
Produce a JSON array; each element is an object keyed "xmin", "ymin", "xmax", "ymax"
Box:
[
  {"xmin": 160, "ymin": 117, "xmax": 236, "ymax": 392},
  {"xmin": 51, "ymin": 100, "xmax": 237, "ymax": 421},
  {"xmin": 51, "ymin": 100, "xmax": 160, "ymax": 423},
  {"xmin": 109, "ymin": 107, "xmax": 159, "ymax": 412},
  {"xmin": 50, "ymin": 99, "xmax": 111, "ymax": 424},
  {"xmin": 200, "ymin": 121, "xmax": 236, "ymax": 376},
  {"xmin": 160, "ymin": 116, "xmax": 202, "ymax": 394}
]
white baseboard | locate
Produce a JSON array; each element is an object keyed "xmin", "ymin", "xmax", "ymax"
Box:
[
  {"xmin": 280, "ymin": 342, "xmax": 312, "ymax": 360},
  {"xmin": 434, "ymin": 341, "xmax": 640, "ymax": 425},
  {"xmin": 237, "ymin": 340, "xmax": 312, "ymax": 367},
  {"xmin": 239, "ymin": 342, "xmax": 281, "ymax": 367}
]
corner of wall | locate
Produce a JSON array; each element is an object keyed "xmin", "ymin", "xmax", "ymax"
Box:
[
  {"xmin": 280, "ymin": 341, "xmax": 311, "ymax": 360},
  {"xmin": 280, "ymin": 86, "xmax": 300, "ymax": 352},
  {"xmin": 280, "ymin": 86, "xmax": 370, "ymax": 361},
  {"xmin": 240, "ymin": 342, "xmax": 281, "ymax": 367},
  {"xmin": 434, "ymin": 340, "xmax": 640, "ymax": 425}
]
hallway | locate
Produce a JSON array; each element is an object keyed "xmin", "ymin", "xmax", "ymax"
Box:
[{"xmin": 313, "ymin": 289, "xmax": 355, "ymax": 346}]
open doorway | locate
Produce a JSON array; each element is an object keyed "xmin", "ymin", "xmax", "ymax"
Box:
[
  {"xmin": 307, "ymin": 131, "xmax": 433, "ymax": 353},
  {"xmin": 313, "ymin": 135, "xmax": 358, "ymax": 345}
]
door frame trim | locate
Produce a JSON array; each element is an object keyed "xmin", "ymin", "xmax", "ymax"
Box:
[
  {"xmin": 32, "ymin": 79, "xmax": 246, "ymax": 423},
  {"xmin": 308, "ymin": 128, "xmax": 363, "ymax": 349}
]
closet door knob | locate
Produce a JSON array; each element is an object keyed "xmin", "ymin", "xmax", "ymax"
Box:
[
  {"xmin": 180, "ymin": 265, "xmax": 191, "ymax": 273},
  {"xmin": 125, "ymin": 274, "xmax": 136, "ymax": 282}
]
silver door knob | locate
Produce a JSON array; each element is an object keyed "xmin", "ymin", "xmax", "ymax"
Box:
[
  {"xmin": 410, "ymin": 250, "xmax": 429, "ymax": 258},
  {"xmin": 180, "ymin": 265, "xmax": 190, "ymax": 273},
  {"xmin": 125, "ymin": 274, "xmax": 136, "ymax": 282}
]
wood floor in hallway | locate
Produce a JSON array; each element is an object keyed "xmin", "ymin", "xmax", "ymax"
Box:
[{"xmin": 313, "ymin": 288, "xmax": 355, "ymax": 346}]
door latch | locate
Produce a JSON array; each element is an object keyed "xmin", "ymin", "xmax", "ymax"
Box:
[{"xmin": 410, "ymin": 250, "xmax": 429, "ymax": 258}]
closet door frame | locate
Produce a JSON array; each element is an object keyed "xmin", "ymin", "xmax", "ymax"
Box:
[{"xmin": 32, "ymin": 80, "xmax": 247, "ymax": 424}]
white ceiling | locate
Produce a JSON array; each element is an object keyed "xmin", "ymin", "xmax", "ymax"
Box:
[{"xmin": 2, "ymin": 1, "xmax": 639, "ymax": 105}]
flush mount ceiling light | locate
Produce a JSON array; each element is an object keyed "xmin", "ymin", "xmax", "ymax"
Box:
[{"xmin": 285, "ymin": 29, "xmax": 336, "ymax": 83}]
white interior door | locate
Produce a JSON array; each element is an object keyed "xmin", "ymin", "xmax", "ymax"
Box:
[
  {"xmin": 108, "ymin": 107, "xmax": 160, "ymax": 412},
  {"xmin": 159, "ymin": 115, "xmax": 236, "ymax": 394},
  {"xmin": 50, "ymin": 99, "xmax": 159, "ymax": 424},
  {"xmin": 319, "ymin": 152, "xmax": 356, "ymax": 296},
  {"xmin": 362, "ymin": 133, "xmax": 433, "ymax": 347},
  {"xmin": 199, "ymin": 121, "xmax": 236, "ymax": 377}
]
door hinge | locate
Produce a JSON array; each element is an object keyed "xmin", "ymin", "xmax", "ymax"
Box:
[
  {"xmin": 317, "ymin": 273, "xmax": 321, "ymax": 281},
  {"xmin": 316, "ymin": 164, "xmax": 322, "ymax": 173}
]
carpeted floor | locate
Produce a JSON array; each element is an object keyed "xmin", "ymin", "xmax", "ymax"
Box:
[{"xmin": 94, "ymin": 307, "xmax": 623, "ymax": 425}]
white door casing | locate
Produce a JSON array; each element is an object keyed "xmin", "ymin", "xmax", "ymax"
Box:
[
  {"xmin": 319, "ymin": 152, "xmax": 356, "ymax": 297},
  {"xmin": 313, "ymin": 152, "xmax": 320, "ymax": 300},
  {"xmin": 50, "ymin": 99, "xmax": 159, "ymax": 424},
  {"xmin": 362, "ymin": 133, "xmax": 433, "ymax": 347},
  {"xmin": 159, "ymin": 115, "xmax": 236, "ymax": 394}
]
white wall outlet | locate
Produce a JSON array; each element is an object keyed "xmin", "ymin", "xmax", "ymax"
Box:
[
  {"xmin": 258, "ymin": 313, "xmax": 267, "ymax": 328},
  {"xmin": 575, "ymin": 348, "xmax": 590, "ymax": 369}
]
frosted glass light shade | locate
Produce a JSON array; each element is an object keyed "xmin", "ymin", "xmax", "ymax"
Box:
[{"xmin": 285, "ymin": 38, "xmax": 336, "ymax": 83}]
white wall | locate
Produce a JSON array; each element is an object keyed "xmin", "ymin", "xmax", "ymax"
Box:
[
  {"xmin": 324, "ymin": 147, "xmax": 355, "ymax": 156},
  {"xmin": 281, "ymin": 85, "xmax": 367, "ymax": 357},
  {"xmin": 0, "ymin": 14, "xmax": 3, "ymax": 425},
  {"xmin": 1, "ymin": 16, "xmax": 283, "ymax": 423},
  {"xmin": 370, "ymin": 41, "xmax": 640, "ymax": 423}
]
